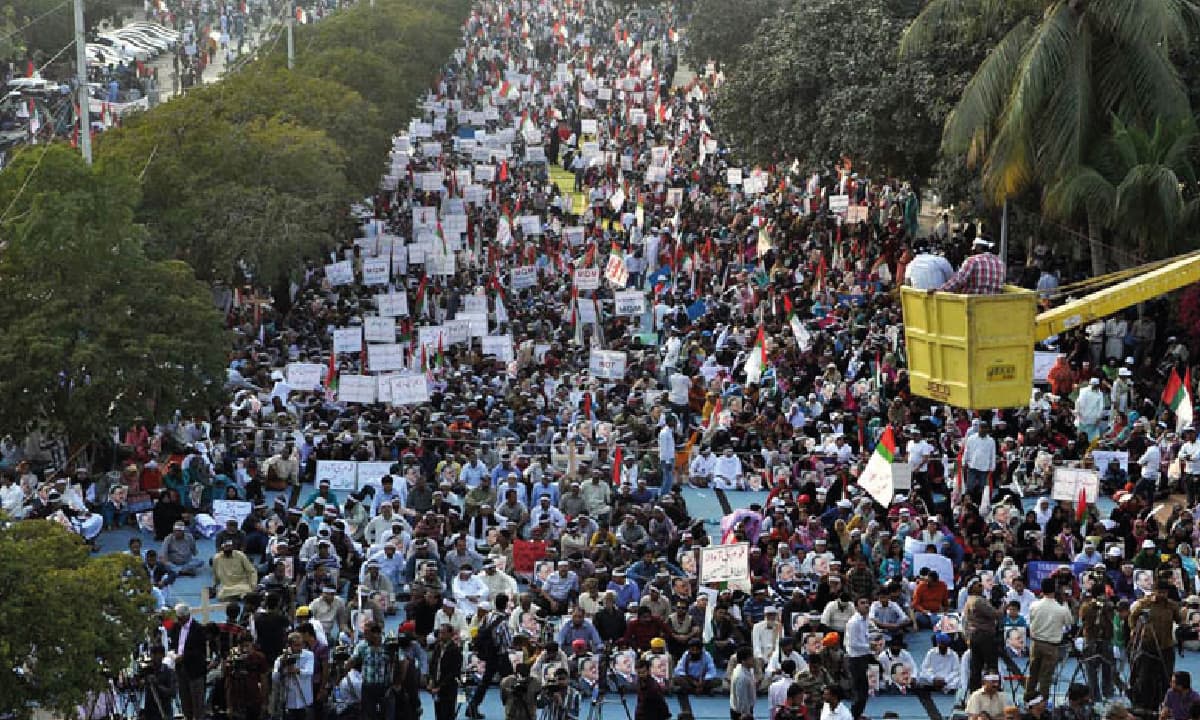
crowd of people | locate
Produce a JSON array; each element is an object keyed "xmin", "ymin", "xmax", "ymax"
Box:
[{"xmin": 4, "ymin": 1, "xmax": 1200, "ymax": 720}]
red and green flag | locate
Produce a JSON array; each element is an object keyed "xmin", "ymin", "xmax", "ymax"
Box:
[
  {"xmin": 1164, "ymin": 367, "xmax": 1195, "ymax": 431},
  {"xmin": 857, "ymin": 425, "xmax": 897, "ymax": 507}
]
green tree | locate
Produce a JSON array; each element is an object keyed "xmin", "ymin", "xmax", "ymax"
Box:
[
  {"xmin": 684, "ymin": 0, "xmax": 781, "ymax": 69},
  {"xmin": 9, "ymin": 0, "xmax": 132, "ymax": 66},
  {"xmin": 1045, "ymin": 118, "xmax": 1200, "ymax": 265},
  {"xmin": 0, "ymin": 144, "xmax": 228, "ymax": 444},
  {"xmin": 713, "ymin": 0, "xmax": 977, "ymax": 184},
  {"xmin": 0, "ymin": 520, "xmax": 153, "ymax": 719},
  {"xmin": 901, "ymin": 0, "xmax": 1198, "ymax": 272}
]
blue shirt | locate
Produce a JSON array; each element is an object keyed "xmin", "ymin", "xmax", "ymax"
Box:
[
  {"xmin": 542, "ymin": 571, "xmax": 579, "ymax": 601},
  {"xmin": 557, "ymin": 620, "xmax": 602, "ymax": 650},
  {"xmin": 674, "ymin": 650, "xmax": 719, "ymax": 680},
  {"xmin": 606, "ymin": 580, "xmax": 640, "ymax": 610}
]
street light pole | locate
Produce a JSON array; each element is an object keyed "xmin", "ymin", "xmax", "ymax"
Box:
[
  {"xmin": 73, "ymin": 0, "xmax": 92, "ymax": 164},
  {"xmin": 286, "ymin": 0, "xmax": 294, "ymax": 70}
]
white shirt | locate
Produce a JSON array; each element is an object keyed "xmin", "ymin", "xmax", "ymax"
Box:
[
  {"xmin": 768, "ymin": 676, "xmax": 792, "ymax": 720},
  {"xmin": 713, "ymin": 454, "xmax": 743, "ymax": 484},
  {"xmin": 272, "ymin": 648, "xmax": 315, "ymax": 709},
  {"xmin": 1180, "ymin": 441, "xmax": 1200, "ymax": 475},
  {"xmin": 668, "ymin": 373, "xmax": 690, "ymax": 405},
  {"xmin": 904, "ymin": 253, "xmax": 954, "ymax": 290},
  {"xmin": 820, "ymin": 702, "xmax": 853, "ymax": 720},
  {"xmin": 1140, "ymin": 444, "xmax": 1163, "ymax": 480},
  {"xmin": 657, "ymin": 425, "xmax": 675, "ymax": 462},
  {"xmin": 451, "ymin": 575, "xmax": 490, "ymax": 616},
  {"xmin": 918, "ymin": 647, "xmax": 961, "ymax": 690},
  {"xmin": 1076, "ymin": 386, "xmax": 1106, "ymax": 425},
  {"xmin": 844, "ymin": 612, "xmax": 872, "ymax": 657},
  {"xmin": 690, "ymin": 453, "xmax": 716, "ymax": 479},
  {"xmin": 963, "ymin": 434, "xmax": 996, "ymax": 472},
  {"xmin": 0, "ymin": 483, "xmax": 24, "ymax": 516},
  {"xmin": 751, "ymin": 619, "xmax": 782, "ymax": 659},
  {"xmin": 1005, "ymin": 588, "xmax": 1037, "ymax": 617},
  {"xmin": 906, "ymin": 439, "xmax": 935, "ymax": 471}
]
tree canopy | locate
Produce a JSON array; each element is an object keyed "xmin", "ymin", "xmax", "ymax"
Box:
[
  {"xmin": 0, "ymin": 144, "xmax": 228, "ymax": 443},
  {"xmin": 0, "ymin": 520, "xmax": 154, "ymax": 720},
  {"xmin": 683, "ymin": 0, "xmax": 781, "ymax": 69}
]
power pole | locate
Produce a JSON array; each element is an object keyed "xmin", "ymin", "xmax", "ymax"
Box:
[
  {"xmin": 286, "ymin": 0, "xmax": 294, "ymax": 70},
  {"xmin": 73, "ymin": 0, "xmax": 92, "ymax": 164}
]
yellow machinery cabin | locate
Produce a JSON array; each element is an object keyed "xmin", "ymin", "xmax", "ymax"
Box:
[{"xmin": 900, "ymin": 251, "xmax": 1200, "ymax": 409}]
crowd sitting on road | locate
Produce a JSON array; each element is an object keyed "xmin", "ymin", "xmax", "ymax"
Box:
[{"xmin": 3, "ymin": 2, "xmax": 1200, "ymax": 720}]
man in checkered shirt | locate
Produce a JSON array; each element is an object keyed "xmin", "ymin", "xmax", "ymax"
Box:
[{"xmin": 936, "ymin": 238, "xmax": 1006, "ymax": 294}]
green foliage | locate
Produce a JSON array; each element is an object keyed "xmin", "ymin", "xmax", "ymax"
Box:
[
  {"xmin": 0, "ymin": 145, "xmax": 228, "ymax": 442},
  {"xmin": 713, "ymin": 0, "xmax": 978, "ymax": 184},
  {"xmin": 902, "ymin": 0, "xmax": 1197, "ymax": 204},
  {"xmin": 684, "ymin": 0, "xmax": 781, "ymax": 69},
  {"xmin": 0, "ymin": 520, "xmax": 154, "ymax": 719}
]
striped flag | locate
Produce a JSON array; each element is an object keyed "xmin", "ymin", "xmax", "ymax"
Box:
[
  {"xmin": 1163, "ymin": 367, "xmax": 1194, "ymax": 432},
  {"xmin": 743, "ymin": 326, "xmax": 766, "ymax": 384},
  {"xmin": 857, "ymin": 425, "xmax": 897, "ymax": 506}
]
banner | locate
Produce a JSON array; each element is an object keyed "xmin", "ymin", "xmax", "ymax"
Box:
[
  {"xmin": 362, "ymin": 257, "xmax": 390, "ymax": 286},
  {"xmin": 285, "ymin": 362, "xmax": 325, "ymax": 391},
  {"xmin": 588, "ymin": 350, "xmax": 627, "ymax": 379},
  {"xmin": 367, "ymin": 343, "xmax": 405, "ymax": 372},
  {"xmin": 389, "ymin": 375, "xmax": 430, "ymax": 405},
  {"xmin": 356, "ymin": 461, "xmax": 395, "ymax": 490},
  {"xmin": 891, "ymin": 463, "xmax": 912, "ymax": 491},
  {"xmin": 463, "ymin": 295, "xmax": 488, "ymax": 315},
  {"xmin": 912, "ymin": 553, "xmax": 955, "ymax": 589},
  {"xmin": 333, "ymin": 327, "xmax": 363, "ymax": 355},
  {"xmin": 613, "ymin": 290, "xmax": 646, "ymax": 317},
  {"xmin": 316, "ymin": 460, "xmax": 358, "ymax": 491},
  {"xmin": 364, "ymin": 317, "xmax": 397, "ymax": 344},
  {"xmin": 481, "ymin": 334, "xmax": 515, "ymax": 362},
  {"xmin": 376, "ymin": 293, "xmax": 409, "ymax": 317},
  {"xmin": 212, "ymin": 499, "xmax": 253, "ymax": 528},
  {"xmin": 513, "ymin": 539, "xmax": 548, "ymax": 574},
  {"xmin": 511, "ymin": 266, "xmax": 538, "ymax": 289},
  {"xmin": 338, "ymin": 375, "xmax": 377, "ymax": 404},
  {"xmin": 325, "ymin": 260, "xmax": 354, "ymax": 286},
  {"xmin": 1033, "ymin": 352, "xmax": 1062, "ymax": 383},
  {"xmin": 1051, "ymin": 467, "xmax": 1100, "ymax": 503},
  {"xmin": 574, "ymin": 268, "xmax": 600, "ymax": 290},
  {"xmin": 698, "ymin": 543, "xmax": 749, "ymax": 585}
]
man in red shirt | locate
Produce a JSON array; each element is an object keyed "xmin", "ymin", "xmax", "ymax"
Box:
[
  {"xmin": 621, "ymin": 605, "xmax": 671, "ymax": 652},
  {"xmin": 936, "ymin": 238, "xmax": 1005, "ymax": 294},
  {"xmin": 912, "ymin": 569, "xmax": 950, "ymax": 629}
]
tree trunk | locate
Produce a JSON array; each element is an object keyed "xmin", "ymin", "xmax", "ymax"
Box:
[{"xmin": 1088, "ymin": 215, "xmax": 1105, "ymax": 277}]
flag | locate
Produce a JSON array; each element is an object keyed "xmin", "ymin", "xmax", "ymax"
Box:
[
  {"xmin": 496, "ymin": 215, "xmax": 513, "ymax": 246},
  {"xmin": 413, "ymin": 275, "xmax": 429, "ymax": 317},
  {"xmin": 743, "ymin": 326, "xmax": 766, "ymax": 384},
  {"xmin": 1076, "ymin": 484, "xmax": 1087, "ymax": 528},
  {"xmin": 582, "ymin": 392, "xmax": 592, "ymax": 420},
  {"xmin": 604, "ymin": 243, "xmax": 628, "ymax": 288},
  {"xmin": 784, "ymin": 296, "xmax": 810, "ymax": 351},
  {"xmin": 612, "ymin": 445, "xmax": 623, "ymax": 485},
  {"xmin": 324, "ymin": 353, "xmax": 338, "ymax": 401},
  {"xmin": 702, "ymin": 396, "xmax": 723, "ymax": 444},
  {"xmin": 1164, "ymin": 368, "xmax": 1194, "ymax": 431},
  {"xmin": 857, "ymin": 425, "xmax": 897, "ymax": 506},
  {"xmin": 979, "ymin": 472, "xmax": 992, "ymax": 517},
  {"xmin": 495, "ymin": 294, "xmax": 509, "ymax": 326}
]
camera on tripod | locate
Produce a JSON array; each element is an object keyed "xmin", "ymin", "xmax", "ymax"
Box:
[
  {"xmin": 279, "ymin": 650, "xmax": 302, "ymax": 667},
  {"xmin": 332, "ymin": 642, "xmax": 353, "ymax": 665},
  {"xmin": 133, "ymin": 655, "xmax": 156, "ymax": 679}
]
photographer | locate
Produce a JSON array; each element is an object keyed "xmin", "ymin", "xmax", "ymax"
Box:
[
  {"xmin": 634, "ymin": 658, "xmax": 669, "ymax": 720},
  {"xmin": 538, "ymin": 667, "xmax": 581, "ymax": 720},
  {"xmin": 1079, "ymin": 581, "xmax": 1117, "ymax": 701},
  {"xmin": 429, "ymin": 624, "xmax": 463, "ymax": 720},
  {"xmin": 224, "ymin": 634, "xmax": 269, "ymax": 720},
  {"xmin": 1025, "ymin": 578, "xmax": 1075, "ymax": 704},
  {"xmin": 272, "ymin": 632, "xmax": 316, "ymax": 720},
  {"xmin": 465, "ymin": 594, "xmax": 514, "ymax": 719},
  {"xmin": 141, "ymin": 645, "xmax": 178, "ymax": 720},
  {"xmin": 500, "ymin": 663, "xmax": 542, "ymax": 720}
]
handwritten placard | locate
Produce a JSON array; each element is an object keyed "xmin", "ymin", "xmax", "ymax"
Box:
[
  {"xmin": 699, "ymin": 543, "xmax": 749, "ymax": 584},
  {"xmin": 316, "ymin": 460, "xmax": 358, "ymax": 491},
  {"xmin": 363, "ymin": 317, "xmax": 396, "ymax": 344},
  {"xmin": 286, "ymin": 363, "xmax": 325, "ymax": 391},
  {"xmin": 333, "ymin": 327, "xmax": 363, "ymax": 355}
]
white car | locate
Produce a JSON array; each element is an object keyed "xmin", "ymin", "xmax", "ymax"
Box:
[
  {"xmin": 112, "ymin": 28, "xmax": 171, "ymax": 52},
  {"xmin": 90, "ymin": 35, "xmax": 142, "ymax": 60},
  {"xmin": 98, "ymin": 32, "xmax": 157, "ymax": 59},
  {"xmin": 85, "ymin": 43, "xmax": 133, "ymax": 67},
  {"xmin": 125, "ymin": 22, "xmax": 180, "ymax": 45}
]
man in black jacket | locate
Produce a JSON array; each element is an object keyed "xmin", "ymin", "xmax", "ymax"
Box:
[
  {"xmin": 168, "ymin": 604, "xmax": 209, "ymax": 720},
  {"xmin": 428, "ymin": 624, "xmax": 463, "ymax": 720}
]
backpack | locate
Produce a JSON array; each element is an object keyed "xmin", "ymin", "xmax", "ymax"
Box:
[{"xmin": 474, "ymin": 614, "xmax": 505, "ymax": 660}]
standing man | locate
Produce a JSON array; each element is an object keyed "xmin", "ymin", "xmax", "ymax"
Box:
[
  {"xmin": 962, "ymin": 423, "xmax": 996, "ymax": 505},
  {"xmin": 843, "ymin": 596, "xmax": 873, "ymax": 720},
  {"xmin": 168, "ymin": 603, "xmax": 209, "ymax": 720},
  {"xmin": 962, "ymin": 579, "xmax": 1001, "ymax": 691},
  {"xmin": 464, "ymin": 594, "xmax": 513, "ymax": 719},
  {"xmin": 1025, "ymin": 579, "xmax": 1075, "ymax": 703},
  {"xmin": 1079, "ymin": 583, "xmax": 1116, "ymax": 701},
  {"xmin": 658, "ymin": 417, "xmax": 677, "ymax": 495},
  {"xmin": 429, "ymin": 624, "xmax": 463, "ymax": 720},
  {"xmin": 273, "ymin": 632, "xmax": 316, "ymax": 720},
  {"xmin": 729, "ymin": 646, "xmax": 757, "ymax": 720},
  {"xmin": 141, "ymin": 645, "xmax": 177, "ymax": 720},
  {"xmin": 1178, "ymin": 427, "xmax": 1200, "ymax": 507},
  {"xmin": 350, "ymin": 621, "xmax": 391, "ymax": 720}
]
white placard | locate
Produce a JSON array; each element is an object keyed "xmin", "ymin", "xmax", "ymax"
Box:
[
  {"xmin": 445, "ymin": 318, "xmax": 471, "ymax": 345},
  {"xmin": 417, "ymin": 325, "xmax": 446, "ymax": 349},
  {"xmin": 563, "ymin": 227, "xmax": 585, "ymax": 246},
  {"xmin": 316, "ymin": 460, "xmax": 358, "ymax": 491},
  {"xmin": 891, "ymin": 462, "xmax": 912, "ymax": 491},
  {"xmin": 367, "ymin": 343, "xmax": 404, "ymax": 372},
  {"xmin": 362, "ymin": 257, "xmax": 390, "ymax": 286},
  {"xmin": 389, "ymin": 375, "xmax": 430, "ymax": 405},
  {"xmin": 581, "ymin": 118, "xmax": 598, "ymax": 135},
  {"xmin": 356, "ymin": 461, "xmax": 396, "ymax": 490},
  {"xmin": 574, "ymin": 268, "xmax": 600, "ymax": 290},
  {"xmin": 286, "ymin": 362, "xmax": 325, "ymax": 391},
  {"xmin": 428, "ymin": 252, "xmax": 456, "ymax": 276},
  {"xmin": 613, "ymin": 290, "xmax": 646, "ymax": 316},
  {"xmin": 698, "ymin": 543, "xmax": 749, "ymax": 585},
  {"xmin": 912, "ymin": 553, "xmax": 956, "ymax": 590},
  {"xmin": 1033, "ymin": 352, "xmax": 1063, "ymax": 383},
  {"xmin": 338, "ymin": 375, "xmax": 377, "ymax": 404},
  {"xmin": 588, "ymin": 350, "xmax": 627, "ymax": 379},
  {"xmin": 325, "ymin": 260, "xmax": 354, "ymax": 286},
  {"xmin": 828, "ymin": 195, "xmax": 850, "ymax": 214},
  {"xmin": 517, "ymin": 215, "xmax": 542, "ymax": 235},
  {"xmin": 511, "ymin": 266, "xmax": 538, "ymax": 289},
  {"xmin": 333, "ymin": 327, "xmax": 363, "ymax": 355},
  {"xmin": 578, "ymin": 300, "xmax": 597, "ymax": 324},
  {"xmin": 481, "ymin": 334, "xmax": 515, "ymax": 362},
  {"xmin": 1051, "ymin": 467, "xmax": 1100, "ymax": 503},
  {"xmin": 363, "ymin": 317, "xmax": 396, "ymax": 344},
  {"xmin": 212, "ymin": 499, "xmax": 252, "ymax": 528},
  {"xmin": 376, "ymin": 293, "xmax": 409, "ymax": 317},
  {"xmin": 463, "ymin": 295, "xmax": 488, "ymax": 315},
  {"xmin": 726, "ymin": 168, "xmax": 743, "ymax": 186},
  {"xmin": 1091, "ymin": 450, "xmax": 1129, "ymax": 473}
]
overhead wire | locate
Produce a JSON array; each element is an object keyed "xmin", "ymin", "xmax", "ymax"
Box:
[{"xmin": 0, "ymin": 0, "xmax": 72, "ymax": 48}]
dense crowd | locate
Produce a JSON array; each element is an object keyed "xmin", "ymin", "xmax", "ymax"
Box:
[{"xmin": 3, "ymin": 1, "xmax": 1200, "ymax": 720}]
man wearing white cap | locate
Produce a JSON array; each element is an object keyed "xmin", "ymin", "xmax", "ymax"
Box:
[
  {"xmin": 1137, "ymin": 427, "xmax": 1163, "ymax": 504},
  {"xmin": 937, "ymin": 237, "xmax": 1005, "ymax": 295},
  {"xmin": 965, "ymin": 673, "xmax": 1005, "ymax": 720},
  {"xmin": 309, "ymin": 586, "xmax": 350, "ymax": 642},
  {"xmin": 452, "ymin": 566, "xmax": 490, "ymax": 616},
  {"xmin": 1075, "ymin": 377, "xmax": 1107, "ymax": 441}
]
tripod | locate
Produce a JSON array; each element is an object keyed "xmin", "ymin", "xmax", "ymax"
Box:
[{"xmin": 585, "ymin": 654, "xmax": 632, "ymax": 720}]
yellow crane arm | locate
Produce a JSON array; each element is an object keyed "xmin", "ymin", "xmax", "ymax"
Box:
[{"xmin": 1033, "ymin": 252, "xmax": 1200, "ymax": 342}]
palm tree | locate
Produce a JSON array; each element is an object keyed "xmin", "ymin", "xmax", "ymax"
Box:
[
  {"xmin": 900, "ymin": 0, "xmax": 1199, "ymax": 273},
  {"xmin": 1044, "ymin": 118, "xmax": 1200, "ymax": 266}
]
